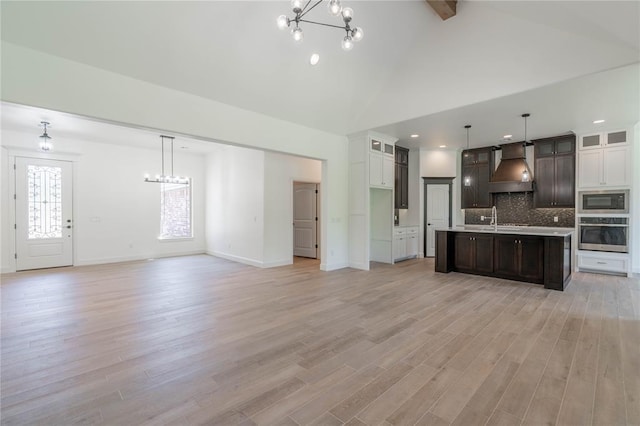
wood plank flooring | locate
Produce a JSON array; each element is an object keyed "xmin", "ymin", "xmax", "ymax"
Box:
[{"xmin": 1, "ymin": 255, "xmax": 639, "ymax": 425}]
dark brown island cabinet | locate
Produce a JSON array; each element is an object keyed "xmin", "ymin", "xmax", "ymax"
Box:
[
  {"xmin": 461, "ymin": 147, "xmax": 493, "ymax": 208},
  {"xmin": 533, "ymin": 135, "xmax": 576, "ymax": 208},
  {"xmin": 435, "ymin": 230, "xmax": 572, "ymax": 291}
]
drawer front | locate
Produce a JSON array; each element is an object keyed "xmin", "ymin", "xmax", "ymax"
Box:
[
  {"xmin": 394, "ymin": 228, "xmax": 406, "ymax": 237},
  {"xmin": 578, "ymin": 255, "xmax": 627, "ymax": 272},
  {"xmin": 406, "ymin": 227, "xmax": 419, "ymax": 235}
]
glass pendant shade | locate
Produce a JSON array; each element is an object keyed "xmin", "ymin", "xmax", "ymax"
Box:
[
  {"xmin": 521, "ymin": 170, "xmax": 530, "ymax": 183},
  {"xmin": 291, "ymin": 27, "xmax": 303, "ymax": 43},
  {"xmin": 341, "ymin": 7, "xmax": 353, "ymax": 21},
  {"xmin": 352, "ymin": 27, "xmax": 364, "ymax": 42},
  {"xmin": 291, "ymin": 0, "xmax": 304, "ymax": 12},
  {"xmin": 328, "ymin": 0, "xmax": 342, "ymax": 16},
  {"xmin": 277, "ymin": 15, "xmax": 289, "ymax": 30},
  {"xmin": 341, "ymin": 35, "xmax": 354, "ymax": 51},
  {"xmin": 464, "ymin": 176, "xmax": 471, "ymax": 187},
  {"xmin": 39, "ymin": 134, "xmax": 51, "ymax": 151}
]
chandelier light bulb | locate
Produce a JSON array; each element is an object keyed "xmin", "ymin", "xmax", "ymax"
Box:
[
  {"xmin": 291, "ymin": 26, "xmax": 303, "ymax": 43},
  {"xmin": 291, "ymin": 0, "xmax": 304, "ymax": 13},
  {"xmin": 351, "ymin": 27, "xmax": 364, "ymax": 42},
  {"xmin": 328, "ymin": 0, "xmax": 342, "ymax": 16},
  {"xmin": 341, "ymin": 7, "xmax": 353, "ymax": 22},
  {"xmin": 276, "ymin": 15, "xmax": 289, "ymax": 30},
  {"xmin": 342, "ymin": 35, "xmax": 354, "ymax": 51}
]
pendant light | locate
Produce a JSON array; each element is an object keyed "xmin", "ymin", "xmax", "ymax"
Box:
[
  {"xmin": 144, "ymin": 135, "xmax": 189, "ymax": 185},
  {"xmin": 38, "ymin": 121, "xmax": 52, "ymax": 152},
  {"xmin": 521, "ymin": 114, "xmax": 531, "ymax": 183},
  {"xmin": 463, "ymin": 124, "xmax": 472, "ymax": 187}
]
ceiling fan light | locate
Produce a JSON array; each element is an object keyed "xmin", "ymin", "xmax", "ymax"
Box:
[
  {"xmin": 351, "ymin": 27, "xmax": 364, "ymax": 42},
  {"xmin": 341, "ymin": 35, "xmax": 354, "ymax": 51},
  {"xmin": 291, "ymin": 27, "xmax": 303, "ymax": 43},
  {"xmin": 328, "ymin": 0, "xmax": 342, "ymax": 16},
  {"xmin": 276, "ymin": 15, "xmax": 290, "ymax": 30}
]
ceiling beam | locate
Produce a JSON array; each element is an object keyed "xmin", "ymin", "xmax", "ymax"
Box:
[{"xmin": 426, "ymin": 0, "xmax": 457, "ymax": 20}]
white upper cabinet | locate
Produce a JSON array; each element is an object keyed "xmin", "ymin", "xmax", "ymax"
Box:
[
  {"xmin": 579, "ymin": 129, "xmax": 629, "ymax": 150},
  {"xmin": 577, "ymin": 128, "xmax": 632, "ymax": 188}
]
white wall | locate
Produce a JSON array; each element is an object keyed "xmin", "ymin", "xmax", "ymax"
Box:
[
  {"xmin": 205, "ymin": 145, "xmax": 265, "ymax": 267},
  {"xmin": 263, "ymin": 152, "xmax": 321, "ymax": 266},
  {"xmin": 1, "ymin": 42, "xmax": 349, "ymax": 271},
  {"xmin": 0, "ymin": 129, "xmax": 206, "ymax": 272},
  {"xmin": 0, "ymin": 147, "xmax": 11, "ymax": 272},
  {"xmin": 633, "ymin": 122, "xmax": 640, "ymax": 274}
]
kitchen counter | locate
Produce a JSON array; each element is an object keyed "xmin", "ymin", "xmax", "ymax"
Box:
[
  {"xmin": 438, "ymin": 225, "xmax": 574, "ymax": 237},
  {"xmin": 435, "ymin": 227, "xmax": 572, "ymax": 291}
]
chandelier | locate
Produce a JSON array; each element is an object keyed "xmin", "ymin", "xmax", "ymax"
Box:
[
  {"xmin": 144, "ymin": 135, "xmax": 189, "ymax": 185},
  {"xmin": 277, "ymin": 0, "xmax": 364, "ymax": 51},
  {"xmin": 39, "ymin": 121, "xmax": 52, "ymax": 152}
]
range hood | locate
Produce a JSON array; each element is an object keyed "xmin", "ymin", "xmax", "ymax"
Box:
[{"xmin": 488, "ymin": 142, "xmax": 533, "ymax": 193}]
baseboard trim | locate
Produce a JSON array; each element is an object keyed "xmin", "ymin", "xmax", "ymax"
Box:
[
  {"xmin": 75, "ymin": 250, "xmax": 206, "ymax": 267},
  {"xmin": 1, "ymin": 266, "xmax": 17, "ymax": 274},
  {"xmin": 207, "ymin": 251, "xmax": 265, "ymax": 268},
  {"xmin": 347, "ymin": 261, "xmax": 369, "ymax": 271}
]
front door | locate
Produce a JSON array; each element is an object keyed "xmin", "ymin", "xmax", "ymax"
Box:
[
  {"xmin": 15, "ymin": 157, "xmax": 73, "ymax": 270},
  {"xmin": 293, "ymin": 182, "xmax": 318, "ymax": 258},
  {"xmin": 426, "ymin": 184, "xmax": 450, "ymax": 257}
]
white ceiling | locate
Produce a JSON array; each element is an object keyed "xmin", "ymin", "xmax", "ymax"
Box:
[{"xmin": 1, "ymin": 1, "xmax": 639, "ymax": 151}]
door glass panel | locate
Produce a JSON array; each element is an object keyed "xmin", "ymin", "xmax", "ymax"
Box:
[
  {"xmin": 27, "ymin": 165, "xmax": 62, "ymax": 239},
  {"xmin": 537, "ymin": 142, "xmax": 554, "ymax": 156},
  {"xmin": 556, "ymin": 140, "xmax": 574, "ymax": 153},
  {"xmin": 582, "ymin": 134, "xmax": 600, "ymax": 147},
  {"xmin": 607, "ymin": 131, "xmax": 626, "ymax": 145},
  {"xmin": 371, "ymin": 139, "xmax": 382, "ymax": 152},
  {"xmin": 476, "ymin": 152, "xmax": 489, "ymax": 163},
  {"xmin": 384, "ymin": 143, "xmax": 394, "ymax": 155}
]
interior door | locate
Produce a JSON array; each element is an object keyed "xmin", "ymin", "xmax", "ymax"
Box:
[
  {"xmin": 15, "ymin": 157, "xmax": 73, "ymax": 270},
  {"xmin": 293, "ymin": 182, "xmax": 318, "ymax": 258},
  {"xmin": 426, "ymin": 184, "xmax": 450, "ymax": 257}
]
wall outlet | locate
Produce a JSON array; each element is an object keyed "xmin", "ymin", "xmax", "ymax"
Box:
[{"xmin": 554, "ymin": 216, "xmax": 559, "ymax": 223}]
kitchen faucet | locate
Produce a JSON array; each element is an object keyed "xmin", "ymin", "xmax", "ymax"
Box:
[{"xmin": 490, "ymin": 206, "xmax": 497, "ymax": 231}]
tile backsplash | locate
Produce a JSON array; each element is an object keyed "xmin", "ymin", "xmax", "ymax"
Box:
[{"xmin": 465, "ymin": 192, "xmax": 574, "ymax": 227}]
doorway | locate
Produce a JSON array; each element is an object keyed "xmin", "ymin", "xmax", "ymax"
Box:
[
  {"xmin": 15, "ymin": 157, "xmax": 74, "ymax": 270},
  {"xmin": 293, "ymin": 182, "xmax": 319, "ymax": 259},
  {"xmin": 423, "ymin": 178, "xmax": 453, "ymax": 257}
]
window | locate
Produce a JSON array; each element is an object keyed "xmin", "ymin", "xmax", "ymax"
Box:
[
  {"xmin": 160, "ymin": 181, "xmax": 192, "ymax": 239},
  {"xmin": 27, "ymin": 165, "xmax": 62, "ymax": 239}
]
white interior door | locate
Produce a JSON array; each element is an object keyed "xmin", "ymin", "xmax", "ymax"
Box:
[
  {"xmin": 293, "ymin": 182, "xmax": 318, "ymax": 258},
  {"xmin": 426, "ymin": 184, "xmax": 450, "ymax": 257},
  {"xmin": 15, "ymin": 157, "xmax": 73, "ymax": 270}
]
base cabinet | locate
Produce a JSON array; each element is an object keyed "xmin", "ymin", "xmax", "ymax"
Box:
[
  {"xmin": 394, "ymin": 226, "xmax": 419, "ymax": 262},
  {"xmin": 436, "ymin": 231, "xmax": 571, "ymax": 290},
  {"xmin": 494, "ymin": 235, "xmax": 544, "ymax": 283},
  {"xmin": 454, "ymin": 233, "xmax": 493, "ymax": 273}
]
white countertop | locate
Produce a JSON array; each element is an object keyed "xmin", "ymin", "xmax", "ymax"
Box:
[{"xmin": 438, "ymin": 225, "xmax": 574, "ymax": 237}]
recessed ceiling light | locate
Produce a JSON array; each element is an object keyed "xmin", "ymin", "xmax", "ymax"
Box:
[
  {"xmin": 593, "ymin": 119, "xmax": 605, "ymax": 124},
  {"xmin": 309, "ymin": 53, "xmax": 320, "ymax": 65},
  {"xmin": 439, "ymin": 145, "xmax": 447, "ymax": 148},
  {"xmin": 503, "ymin": 134, "xmax": 513, "ymax": 139},
  {"xmin": 410, "ymin": 134, "xmax": 419, "ymax": 138}
]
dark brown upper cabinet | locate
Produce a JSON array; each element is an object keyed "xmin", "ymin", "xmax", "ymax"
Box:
[
  {"xmin": 395, "ymin": 146, "xmax": 409, "ymax": 209},
  {"xmin": 533, "ymin": 135, "xmax": 576, "ymax": 208},
  {"xmin": 461, "ymin": 147, "xmax": 493, "ymax": 209}
]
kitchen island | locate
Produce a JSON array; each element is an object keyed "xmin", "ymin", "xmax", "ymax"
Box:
[{"xmin": 435, "ymin": 226, "xmax": 573, "ymax": 291}]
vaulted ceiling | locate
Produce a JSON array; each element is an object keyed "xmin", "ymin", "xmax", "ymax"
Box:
[{"xmin": 2, "ymin": 1, "xmax": 639, "ymax": 148}]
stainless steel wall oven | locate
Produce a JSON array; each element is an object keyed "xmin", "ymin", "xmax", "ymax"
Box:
[{"xmin": 578, "ymin": 217, "xmax": 629, "ymax": 253}]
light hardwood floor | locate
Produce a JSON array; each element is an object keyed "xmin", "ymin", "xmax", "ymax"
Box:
[{"xmin": 1, "ymin": 255, "xmax": 639, "ymax": 425}]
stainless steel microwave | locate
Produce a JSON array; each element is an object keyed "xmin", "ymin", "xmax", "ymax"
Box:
[{"xmin": 578, "ymin": 190, "xmax": 629, "ymax": 214}]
